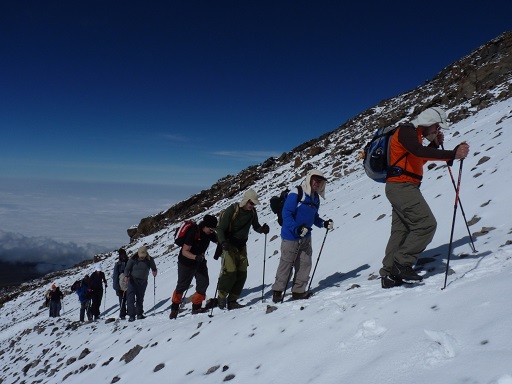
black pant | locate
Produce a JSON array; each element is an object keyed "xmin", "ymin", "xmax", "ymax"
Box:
[
  {"xmin": 117, "ymin": 289, "xmax": 127, "ymax": 318},
  {"xmin": 171, "ymin": 260, "xmax": 209, "ymax": 311},
  {"xmin": 80, "ymin": 300, "xmax": 92, "ymax": 322},
  {"xmin": 127, "ymin": 278, "xmax": 148, "ymax": 318},
  {"xmin": 90, "ymin": 290, "xmax": 103, "ymax": 319}
]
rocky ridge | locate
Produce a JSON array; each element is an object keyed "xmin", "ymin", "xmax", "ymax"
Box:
[{"xmin": 127, "ymin": 31, "xmax": 512, "ymax": 242}]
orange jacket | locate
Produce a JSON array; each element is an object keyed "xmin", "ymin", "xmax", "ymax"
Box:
[{"xmin": 387, "ymin": 124, "xmax": 456, "ymax": 184}]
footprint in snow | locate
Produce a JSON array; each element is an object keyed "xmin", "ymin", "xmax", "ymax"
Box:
[
  {"xmin": 355, "ymin": 319, "xmax": 387, "ymax": 341},
  {"xmin": 424, "ymin": 329, "xmax": 457, "ymax": 366}
]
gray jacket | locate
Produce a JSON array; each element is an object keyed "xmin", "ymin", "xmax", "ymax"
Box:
[{"xmin": 124, "ymin": 256, "xmax": 157, "ymax": 281}]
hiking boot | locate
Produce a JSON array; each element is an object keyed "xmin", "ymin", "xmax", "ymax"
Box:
[
  {"xmin": 392, "ymin": 262, "xmax": 423, "ymax": 281},
  {"xmin": 381, "ymin": 275, "xmax": 403, "ymax": 289},
  {"xmin": 119, "ymin": 316, "xmax": 126, "ymax": 320},
  {"xmin": 137, "ymin": 314, "xmax": 146, "ymax": 320},
  {"xmin": 218, "ymin": 297, "xmax": 227, "ymax": 310},
  {"xmin": 128, "ymin": 317, "xmax": 135, "ymax": 322},
  {"xmin": 169, "ymin": 310, "xmax": 178, "ymax": 320},
  {"xmin": 227, "ymin": 301, "xmax": 245, "ymax": 310},
  {"xmin": 291, "ymin": 291, "xmax": 312, "ymax": 301},
  {"xmin": 191, "ymin": 307, "xmax": 208, "ymax": 315},
  {"xmin": 272, "ymin": 290, "xmax": 283, "ymax": 303}
]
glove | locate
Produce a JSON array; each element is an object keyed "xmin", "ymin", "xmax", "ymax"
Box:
[
  {"xmin": 260, "ymin": 224, "xmax": 270, "ymax": 235},
  {"xmin": 195, "ymin": 253, "xmax": 205, "ymax": 263},
  {"xmin": 213, "ymin": 243, "xmax": 223, "ymax": 260},
  {"xmin": 296, "ymin": 225, "xmax": 309, "ymax": 238},
  {"xmin": 323, "ymin": 219, "xmax": 334, "ymax": 230},
  {"xmin": 222, "ymin": 241, "xmax": 230, "ymax": 251}
]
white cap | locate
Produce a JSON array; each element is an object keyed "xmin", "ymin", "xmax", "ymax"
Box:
[{"xmin": 411, "ymin": 107, "xmax": 449, "ymax": 129}]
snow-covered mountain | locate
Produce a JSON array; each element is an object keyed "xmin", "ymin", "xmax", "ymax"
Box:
[{"xmin": 1, "ymin": 36, "xmax": 512, "ymax": 384}]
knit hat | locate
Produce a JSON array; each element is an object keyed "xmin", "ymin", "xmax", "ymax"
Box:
[
  {"xmin": 203, "ymin": 214, "xmax": 218, "ymax": 228},
  {"xmin": 138, "ymin": 246, "xmax": 148, "ymax": 259},
  {"xmin": 411, "ymin": 107, "xmax": 449, "ymax": 129},
  {"xmin": 95, "ymin": 263, "xmax": 102, "ymax": 272},
  {"xmin": 51, "ymin": 284, "xmax": 56, "ymax": 289},
  {"xmin": 239, "ymin": 188, "xmax": 260, "ymax": 207}
]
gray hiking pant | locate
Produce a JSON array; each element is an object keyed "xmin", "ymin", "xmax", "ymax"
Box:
[
  {"xmin": 272, "ymin": 237, "xmax": 312, "ymax": 294},
  {"xmin": 380, "ymin": 182, "xmax": 437, "ymax": 276}
]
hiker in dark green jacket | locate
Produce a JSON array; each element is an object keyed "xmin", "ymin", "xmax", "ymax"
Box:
[{"xmin": 216, "ymin": 188, "xmax": 269, "ymax": 310}]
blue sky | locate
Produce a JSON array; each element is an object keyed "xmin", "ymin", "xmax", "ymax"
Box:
[{"xmin": 0, "ymin": 1, "xmax": 510, "ymax": 249}]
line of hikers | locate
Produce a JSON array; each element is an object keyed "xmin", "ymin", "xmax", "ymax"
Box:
[
  {"xmin": 66, "ymin": 107, "xmax": 469, "ymax": 322},
  {"xmin": 165, "ymin": 106, "xmax": 469, "ymax": 317}
]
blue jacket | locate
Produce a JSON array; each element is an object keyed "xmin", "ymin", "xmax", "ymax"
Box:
[
  {"xmin": 75, "ymin": 282, "xmax": 90, "ymax": 303},
  {"xmin": 281, "ymin": 187, "xmax": 323, "ymax": 241}
]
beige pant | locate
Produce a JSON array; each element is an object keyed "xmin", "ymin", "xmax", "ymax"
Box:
[
  {"xmin": 272, "ymin": 237, "xmax": 312, "ymax": 293},
  {"xmin": 380, "ymin": 182, "xmax": 437, "ymax": 276}
]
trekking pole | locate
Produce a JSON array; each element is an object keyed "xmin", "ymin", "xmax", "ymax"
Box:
[
  {"xmin": 442, "ymin": 159, "xmax": 464, "ymax": 290},
  {"xmin": 442, "ymin": 145, "xmax": 476, "ymax": 253},
  {"xmin": 307, "ymin": 228, "xmax": 329, "ymax": 292},
  {"xmin": 208, "ymin": 256, "xmax": 225, "ymax": 318},
  {"xmin": 261, "ymin": 234, "xmax": 267, "ymax": 302},
  {"xmin": 103, "ymin": 289, "xmax": 106, "ymax": 313},
  {"xmin": 153, "ymin": 275, "xmax": 156, "ymax": 316}
]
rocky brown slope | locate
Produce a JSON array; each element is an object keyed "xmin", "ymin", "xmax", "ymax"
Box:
[{"xmin": 127, "ymin": 31, "xmax": 512, "ymax": 242}]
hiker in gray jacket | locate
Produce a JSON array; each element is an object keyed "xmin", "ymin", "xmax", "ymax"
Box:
[{"xmin": 124, "ymin": 246, "xmax": 157, "ymax": 322}]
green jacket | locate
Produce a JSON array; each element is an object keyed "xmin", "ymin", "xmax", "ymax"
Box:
[{"xmin": 217, "ymin": 203, "xmax": 263, "ymax": 247}]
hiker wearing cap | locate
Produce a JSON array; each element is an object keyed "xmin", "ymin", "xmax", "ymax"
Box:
[
  {"xmin": 89, "ymin": 264, "xmax": 107, "ymax": 321},
  {"xmin": 169, "ymin": 214, "xmax": 220, "ymax": 319},
  {"xmin": 380, "ymin": 107, "xmax": 470, "ymax": 288},
  {"xmin": 48, "ymin": 283, "xmax": 64, "ymax": 317},
  {"xmin": 124, "ymin": 246, "xmax": 158, "ymax": 321},
  {"xmin": 272, "ymin": 169, "xmax": 333, "ymax": 302},
  {"xmin": 113, "ymin": 248, "xmax": 129, "ymax": 319},
  {"xmin": 216, "ymin": 188, "xmax": 269, "ymax": 310}
]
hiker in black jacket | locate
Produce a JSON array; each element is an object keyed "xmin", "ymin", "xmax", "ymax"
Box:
[
  {"xmin": 124, "ymin": 246, "xmax": 157, "ymax": 322},
  {"xmin": 169, "ymin": 214, "xmax": 221, "ymax": 319},
  {"xmin": 113, "ymin": 248, "xmax": 129, "ymax": 319},
  {"xmin": 89, "ymin": 264, "xmax": 107, "ymax": 321},
  {"xmin": 48, "ymin": 284, "xmax": 64, "ymax": 317}
]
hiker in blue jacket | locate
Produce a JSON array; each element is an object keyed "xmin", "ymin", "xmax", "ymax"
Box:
[
  {"xmin": 75, "ymin": 275, "xmax": 93, "ymax": 322},
  {"xmin": 272, "ymin": 169, "xmax": 333, "ymax": 302}
]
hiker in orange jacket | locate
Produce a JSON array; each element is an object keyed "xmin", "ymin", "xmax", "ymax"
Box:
[{"xmin": 380, "ymin": 107, "xmax": 469, "ymax": 288}]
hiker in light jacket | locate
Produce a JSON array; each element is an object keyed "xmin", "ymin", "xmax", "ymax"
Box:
[
  {"xmin": 380, "ymin": 107, "xmax": 469, "ymax": 288},
  {"xmin": 169, "ymin": 214, "xmax": 221, "ymax": 320},
  {"xmin": 271, "ymin": 169, "xmax": 333, "ymax": 303},
  {"xmin": 113, "ymin": 248, "xmax": 128, "ymax": 319},
  {"xmin": 216, "ymin": 188, "xmax": 269, "ymax": 310},
  {"xmin": 124, "ymin": 246, "xmax": 157, "ymax": 322}
]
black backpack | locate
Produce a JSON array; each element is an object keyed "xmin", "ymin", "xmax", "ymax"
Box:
[{"xmin": 270, "ymin": 186, "xmax": 304, "ymax": 226}]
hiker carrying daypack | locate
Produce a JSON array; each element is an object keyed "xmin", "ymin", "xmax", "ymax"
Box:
[{"xmin": 271, "ymin": 170, "xmax": 333, "ymax": 303}]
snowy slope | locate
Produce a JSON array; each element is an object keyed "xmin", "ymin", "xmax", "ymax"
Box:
[{"xmin": 1, "ymin": 99, "xmax": 512, "ymax": 384}]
